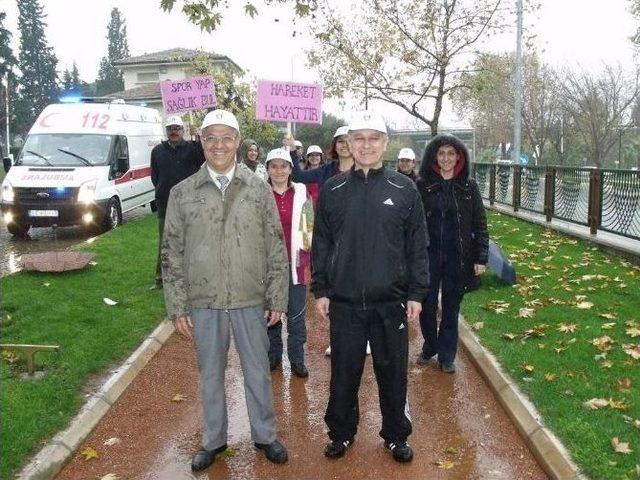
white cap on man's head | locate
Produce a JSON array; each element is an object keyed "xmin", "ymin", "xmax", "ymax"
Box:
[
  {"xmin": 398, "ymin": 147, "xmax": 416, "ymax": 160},
  {"xmin": 306, "ymin": 145, "xmax": 323, "ymax": 155},
  {"xmin": 200, "ymin": 109, "xmax": 239, "ymax": 132},
  {"xmin": 165, "ymin": 116, "xmax": 184, "ymax": 128},
  {"xmin": 348, "ymin": 111, "xmax": 387, "ymax": 134},
  {"xmin": 333, "ymin": 125, "xmax": 350, "ymax": 138},
  {"xmin": 294, "ymin": 140, "xmax": 303, "ymax": 148},
  {"xmin": 266, "ymin": 148, "xmax": 293, "ymax": 165}
]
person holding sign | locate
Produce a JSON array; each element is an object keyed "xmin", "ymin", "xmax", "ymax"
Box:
[
  {"xmin": 311, "ymin": 111, "xmax": 428, "ymax": 463},
  {"xmin": 162, "ymin": 109, "xmax": 290, "ymax": 471},
  {"xmin": 264, "ymin": 147, "xmax": 314, "ymax": 378},
  {"xmin": 151, "ymin": 116, "xmax": 204, "ymax": 288}
]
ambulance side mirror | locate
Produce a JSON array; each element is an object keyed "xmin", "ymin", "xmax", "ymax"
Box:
[{"xmin": 3, "ymin": 157, "xmax": 11, "ymax": 173}]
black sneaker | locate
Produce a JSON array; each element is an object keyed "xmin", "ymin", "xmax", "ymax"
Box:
[
  {"xmin": 291, "ymin": 362, "xmax": 309, "ymax": 378},
  {"xmin": 439, "ymin": 361, "xmax": 456, "ymax": 373},
  {"xmin": 191, "ymin": 444, "xmax": 228, "ymax": 471},
  {"xmin": 324, "ymin": 438, "xmax": 353, "ymax": 459},
  {"xmin": 385, "ymin": 441, "xmax": 413, "ymax": 463},
  {"xmin": 254, "ymin": 439, "xmax": 288, "ymax": 464},
  {"xmin": 416, "ymin": 353, "xmax": 434, "ymax": 365}
]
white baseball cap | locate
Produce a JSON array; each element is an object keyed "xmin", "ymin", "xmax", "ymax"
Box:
[
  {"xmin": 348, "ymin": 111, "xmax": 387, "ymax": 134},
  {"xmin": 306, "ymin": 145, "xmax": 323, "ymax": 155},
  {"xmin": 165, "ymin": 116, "xmax": 184, "ymax": 128},
  {"xmin": 265, "ymin": 148, "xmax": 293, "ymax": 165},
  {"xmin": 294, "ymin": 140, "xmax": 303, "ymax": 148},
  {"xmin": 398, "ymin": 147, "xmax": 416, "ymax": 160},
  {"xmin": 200, "ymin": 109, "xmax": 239, "ymax": 132},
  {"xmin": 333, "ymin": 125, "xmax": 350, "ymax": 138}
]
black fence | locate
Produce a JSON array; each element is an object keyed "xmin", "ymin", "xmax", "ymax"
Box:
[{"xmin": 471, "ymin": 163, "xmax": 640, "ymax": 241}]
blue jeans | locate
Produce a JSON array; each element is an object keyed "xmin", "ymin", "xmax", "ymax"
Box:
[
  {"xmin": 419, "ymin": 255, "xmax": 464, "ymax": 363},
  {"xmin": 268, "ymin": 280, "xmax": 307, "ymax": 365}
]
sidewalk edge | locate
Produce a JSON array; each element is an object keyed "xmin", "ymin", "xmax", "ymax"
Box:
[
  {"xmin": 459, "ymin": 318, "xmax": 589, "ymax": 480},
  {"xmin": 16, "ymin": 319, "xmax": 175, "ymax": 480}
]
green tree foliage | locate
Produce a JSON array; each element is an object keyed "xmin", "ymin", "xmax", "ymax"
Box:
[
  {"xmin": 159, "ymin": 0, "xmax": 315, "ymax": 32},
  {"xmin": 61, "ymin": 62, "xmax": 86, "ymax": 96},
  {"xmin": 13, "ymin": 0, "xmax": 59, "ymax": 135},
  {"xmin": 308, "ymin": 0, "xmax": 512, "ymax": 135},
  {"xmin": 96, "ymin": 8, "xmax": 129, "ymax": 96},
  {"xmin": 0, "ymin": 11, "xmax": 17, "ymax": 153}
]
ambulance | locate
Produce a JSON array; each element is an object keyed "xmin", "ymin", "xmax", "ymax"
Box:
[{"xmin": 1, "ymin": 99, "xmax": 164, "ymax": 236}]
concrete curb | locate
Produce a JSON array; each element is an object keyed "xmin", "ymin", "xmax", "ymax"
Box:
[
  {"xmin": 16, "ymin": 319, "xmax": 175, "ymax": 480},
  {"xmin": 459, "ymin": 318, "xmax": 589, "ymax": 480}
]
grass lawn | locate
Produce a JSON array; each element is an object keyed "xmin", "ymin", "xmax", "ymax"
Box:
[
  {"xmin": 0, "ymin": 215, "xmax": 165, "ymax": 478},
  {"xmin": 464, "ymin": 211, "xmax": 640, "ymax": 480}
]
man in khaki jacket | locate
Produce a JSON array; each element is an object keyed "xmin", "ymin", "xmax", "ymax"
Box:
[{"xmin": 162, "ymin": 109, "xmax": 290, "ymax": 472}]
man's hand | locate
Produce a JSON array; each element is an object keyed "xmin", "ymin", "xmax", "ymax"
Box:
[
  {"xmin": 406, "ymin": 301, "xmax": 422, "ymax": 322},
  {"xmin": 282, "ymin": 134, "xmax": 296, "ymax": 151},
  {"xmin": 267, "ymin": 310, "xmax": 285, "ymax": 327},
  {"xmin": 474, "ymin": 264, "xmax": 487, "ymax": 276},
  {"xmin": 316, "ymin": 297, "xmax": 330, "ymax": 321},
  {"xmin": 172, "ymin": 314, "xmax": 193, "ymax": 341}
]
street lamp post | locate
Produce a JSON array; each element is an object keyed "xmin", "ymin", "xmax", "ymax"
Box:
[
  {"xmin": 2, "ymin": 72, "xmax": 9, "ymax": 158},
  {"xmin": 513, "ymin": 0, "xmax": 523, "ymax": 165}
]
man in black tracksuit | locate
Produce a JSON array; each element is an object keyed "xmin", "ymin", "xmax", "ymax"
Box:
[
  {"xmin": 151, "ymin": 116, "xmax": 204, "ymax": 287},
  {"xmin": 311, "ymin": 111, "xmax": 429, "ymax": 463}
]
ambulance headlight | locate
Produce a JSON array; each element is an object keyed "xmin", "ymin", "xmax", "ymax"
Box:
[
  {"xmin": 77, "ymin": 179, "xmax": 97, "ymax": 204},
  {"xmin": 1, "ymin": 181, "xmax": 14, "ymax": 203}
]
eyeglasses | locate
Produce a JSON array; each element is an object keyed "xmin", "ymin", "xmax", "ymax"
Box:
[{"xmin": 202, "ymin": 135, "xmax": 238, "ymax": 145}]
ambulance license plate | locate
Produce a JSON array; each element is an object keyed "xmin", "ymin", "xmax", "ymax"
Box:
[{"xmin": 28, "ymin": 210, "xmax": 59, "ymax": 217}]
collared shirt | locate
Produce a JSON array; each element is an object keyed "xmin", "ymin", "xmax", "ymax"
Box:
[{"xmin": 207, "ymin": 162, "xmax": 236, "ymax": 191}]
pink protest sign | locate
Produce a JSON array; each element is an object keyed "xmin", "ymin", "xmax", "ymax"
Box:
[
  {"xmin": 256, "ymin": 80, "xmax": 323, "ymax": 124},
  {"xmin": 160, "ymin": 75, "xmax": 217, "ymax": 115}
]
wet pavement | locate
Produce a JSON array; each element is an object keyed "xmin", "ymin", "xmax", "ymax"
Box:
[
  {"xmin": 55, "ymin": 296, "xmax": 548, "ymax": 480},
  {"xmin": 0, "ymin": 205, "xmax": 152, "ymax": 277}
]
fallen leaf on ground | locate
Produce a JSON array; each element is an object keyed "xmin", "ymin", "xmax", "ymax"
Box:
[
  {"xmin": 520, "ymin": 363, "xmax": 535, "ymax": 373},
  {"xmin": 611, "ymin": 437, "xmax": 633, "ymax": 454},
  {"xmin": 601, "ymin": 323, "xmax": 617, "ymax": 330},
  {"xmin": 471, "ymin": 322, "xmax": 484, "ymax": 331},
  {"xmin": 558, "ymin": 323, "xmax": 577, "ymax": 334},
  {"xmin": 100, "ymin": 475, "xmax": 119, "ymax": 480},
  {"xmin": 518, "ymin": 307, "xmax": 536, "ymax": 318},
  {"xmin": 575, "ymin": 301, "xmax": 594, "ymax": 310},
  {"xmin": 616, "ymin": 378, "xmax": 632, "ymax": 392},
  {"xmin": 43, "ymin": 282, "xmax": 50, "ymax": 287},
  {"xmin": 1, "ymin": 350, "xmax": 18, "ymax": 364},
  {"xmin": 103, "ymin": 298, "xmax": 118, "ymax": 306},
  {"xmin": 444, "ymin": 446, "xmax": 459, "ymax": 455},
  {"xmin": 434, "ymin": 459, "xmax": 456, "ymax": 469},
  {"xmin": 502, "ymin": 333, "xmax": 518, "ymax": 341},
  {"xmin": 599, "ymin": 313, "xmax": 617, "ymax": 320},
  {"xmin": 81, "ymin": 445, "xmax": 99, "ymax": 460},
  {"xmin": 608, "ymin": 399, "xmax": 629, "ymax": 410},
  {"xmin": 626, "ymin": 327, "xmax": 640, "ymax": 338},
  {"xmin": 601, "ymin": 360, "xmax": 614, "ymax": 368},
  {"xmin": 171, "ymin": 393, "xmax": 187, "ymax": 402},
  {"xmin": 103, "ymin": 437, "xmax": 121, "ymax": 446},
  {"xmin": 591, "ymin": 336, "xmax": 615, "ymax": 351},
  {"xmin": 584, "ymin": 398, "xmax": 609, "ymax": 410},
  {"xmin": 545, "ymin": 373, "xmax": 558, "ymax": 381},
  {"xmin": 622, "ymin": 344, "xmax": 640, "ymax": 360}
]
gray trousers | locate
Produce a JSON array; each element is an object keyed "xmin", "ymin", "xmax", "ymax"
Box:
[{"xmin": 192, "ymin": 307, "xmax": 277, "ymax": 450}]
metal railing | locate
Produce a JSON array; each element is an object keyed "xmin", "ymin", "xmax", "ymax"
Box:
[{"xmin": 471, "ymin": 163, "xmax": 640, "ymax": 241}]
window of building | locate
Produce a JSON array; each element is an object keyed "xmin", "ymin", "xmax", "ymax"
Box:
[{"xmin": 137, "ymin": 72, "xmax": 160, "ymax": 83}]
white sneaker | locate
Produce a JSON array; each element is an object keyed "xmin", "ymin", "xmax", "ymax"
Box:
[
  {"xmin": 325, "ymin": 346, "xmax": 331, "ymax": 356},
  {"xmin": 366, "ymin": 341, "xmax": 371, "ymax": 355}
]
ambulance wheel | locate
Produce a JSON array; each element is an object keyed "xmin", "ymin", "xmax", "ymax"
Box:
[
  {"xmin": 103, "ymin": 198, "xmax": 122, "ymax": 231},
  {"xmin": 7, "ymin": 221, "xmax": 30, "ymax": 237}
]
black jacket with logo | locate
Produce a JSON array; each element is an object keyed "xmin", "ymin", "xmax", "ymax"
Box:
[
  {"xmin": 150, "ymin": 140, "xmax": 204, "ymax": 217},
  {"xmin": 417, "ymin": 134, "xmax": 489, "ymax": 291},
  {"xmin": 311, "ymin": 166, "xmax": 429, "ymax": 307}
]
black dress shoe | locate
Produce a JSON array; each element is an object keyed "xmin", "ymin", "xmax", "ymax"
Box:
[
  {"xmin": 324, "ymin": 438, "xmax": 354, "ymax": 459},
  {"xmin": 254, "ymin": 439, "xmax": 288, "ymax": 463},
  {"xmin": 191, "ymin": 444, "xmax": 228, "ymax": 471},
  {"xmin": 291, "ymin": 362, "xmax": 309, "ymax": 378},
  {"xmin": 385, "ymin": 441, "xmax": 413, "ymax": 463},
  {"xmin": 439, "ymin": 361, "xmax": 456, "ymax": 373},
  {"xmin": 270, "ymin": 358, "xmax": 281, "ymax": 372}
]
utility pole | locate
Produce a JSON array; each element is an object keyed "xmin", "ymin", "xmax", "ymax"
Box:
[
  {"xmin": 513, "ymin": 0, "xmax": 523, "ymax": 165},
  {"xmin": 3, "ymin": 73, "xmax": 9, "ymax": 158}
]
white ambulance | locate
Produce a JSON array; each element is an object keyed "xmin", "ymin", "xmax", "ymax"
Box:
[{"xmin": 1, "ymin": 100, "xmax": 164, "ymax": 236}]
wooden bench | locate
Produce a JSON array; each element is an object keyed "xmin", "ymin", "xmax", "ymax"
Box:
[{"xmin": 0, "ymin": 344, "xmax": 60, "ymax": 375}]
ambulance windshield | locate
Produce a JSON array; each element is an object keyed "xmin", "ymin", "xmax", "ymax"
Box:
[{"xmin": 16, "ymin": 134, "xmax": 115, "ymax": 167}]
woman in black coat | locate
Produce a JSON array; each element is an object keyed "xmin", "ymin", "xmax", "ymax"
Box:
[{"xmin": 415, "ymin": 134, "xmax": 489, "ymax": 373}]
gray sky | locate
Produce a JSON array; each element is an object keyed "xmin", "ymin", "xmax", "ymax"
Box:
[{"xmin": 1, "ymin": 0, "xmax": 638, "ymax": 128}]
